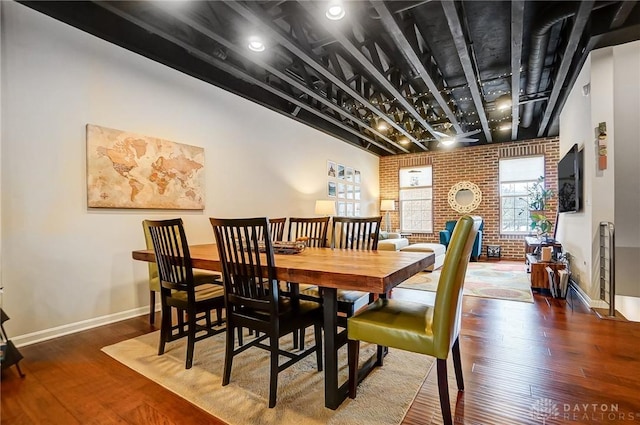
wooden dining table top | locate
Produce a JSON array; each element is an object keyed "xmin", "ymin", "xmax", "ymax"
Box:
[{"xmin": 132, "ymin": 244, "xmax": 434, "ymax": 294}]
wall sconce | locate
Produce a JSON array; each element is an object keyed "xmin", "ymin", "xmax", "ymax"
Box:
[
  {"xmin": 380, "ymin": 199, "xmax": 395, "ymax": 232},
  {"xmin": 315, "ymin": 200, "xmax": 336, "ymax": 216}
]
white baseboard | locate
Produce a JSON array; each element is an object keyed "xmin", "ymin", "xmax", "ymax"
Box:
[{"xmin": 12, "ymin": 305, "xmax": 158, "ymax": 348}]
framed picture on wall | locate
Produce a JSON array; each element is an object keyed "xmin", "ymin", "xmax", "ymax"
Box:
[
  {"xmin": 346, "ymin": 202, "xmax": 354, "ymax": 216},
  {"xmin": 354, "ymin": 186, "xmax": 361, "ymax": 200},
  {"xmin": 354, "ymin": 203, "xmax": 361, "ymax": 216},
  {"xmin": 328, "ymin": 181, "xmax": 336, "ymax": 197},
  {"xmin": 337, "ymin": 182, "xmax": 346, "ymax": 198},
  {"xmin": 337, "ymin": 164, "xmax": 345, "ymax": 179},
  {"xmin": 354, "ymin": 170, "xmax": 361, "ymax": 184},
  {"xmin": 327, "ymin": 160, "xmax": 336, "ymax": 178},
  {"xmin": 337, "ymin": 202, "xmax": 346, "ymax": 216},
  {"xmin": 346, "ymin": 184, "xmax": 354, "ymax": 199},
  {"xmin": 346, "ymin": 167, "xmax": 354, "ymax": 182}
]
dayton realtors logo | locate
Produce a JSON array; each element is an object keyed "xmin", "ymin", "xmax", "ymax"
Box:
[{"xmin": 531, "ymin": 398, "xmax": 638, "ymax": 423}]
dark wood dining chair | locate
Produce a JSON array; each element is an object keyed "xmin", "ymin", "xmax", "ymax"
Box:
[
  {"xmin": 287, "ymin": 216, "xmax": 330, "ymax": 247},
  {"xmin": 347, "ymin": 216, "xmax": 482, "ymax": 425},
  {"xmin": 142, "ymin": 220, "xmax": 222, "ymax": 325},
  {"xmin": 210, "ymin": 217, "xmax": 324, "ymax": 408},
  {"xmin": 259, "ymin": 217, "xmax": 286, "ymax": 242},
  {"xmin": 298, "ymin": 216, "xmax": 382, "ymax": 349},
  {"xmin": 145, "ymin": 218, "xmax": 226, "ymax": 369}
]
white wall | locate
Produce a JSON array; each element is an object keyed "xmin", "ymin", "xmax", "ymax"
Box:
[
  {"xmin": 557, "ymin": 55, "xmax": 595, "ymax": 295},
  {"xmin": 612, "ymin": 41, "xmax": 640, "ymax": 298},
  {"xmin": 559, "ymin": 40, "xmax": 640, "ymax": 319},
  {"xmin": 1, "ymin": 3, "xmax": 379, "ymax": 342}
]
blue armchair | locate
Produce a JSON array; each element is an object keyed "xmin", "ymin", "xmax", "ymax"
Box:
[{"xmin": 439, "ymin": 218, "xmax": 484, "ymax": 261}]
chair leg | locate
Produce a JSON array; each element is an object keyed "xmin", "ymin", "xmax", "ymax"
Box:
[
  {"xmin": 268, "ymin": 334, "xmax": 279, "ymax": 408},
  {"xmin": 158, "ymin": 305, "xmax": 171, "ymax": 355},
  {"xmin": 185, "ymin": 309, "xmax": 197, "ymax": 369},
  {"xmin": 437, "ymin": 358, "xmax": 453, "ymax": 425},
  {"xmin": 222, "ymin": 325, "xmax": 235, "ymax": 386},
  {"xmin": 149, "ymin": 291, "xmax": 156, "ymax": 325},
  {"xmin": 215, "ymin": 307, "xmax": 223, "ymax": 326},
  {"xmin": 452, "ymin": 337, "xmax": 464, "ymax": 391},
  {"xmin": 237, "ymin": 327, "xmax": 244, "ymax": 346},
  {"xmin": 314, "ymin": 324, "xmax": 323, "ymax": 372},
  {"xmin": 299, "ymin": 327, "xmax": 306, "ymax": 350},
  {"xmin": 348, "ymin": 339, "xmax": 360, "ymax": 399}
]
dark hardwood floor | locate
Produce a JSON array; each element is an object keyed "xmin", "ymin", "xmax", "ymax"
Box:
[{"xmin": 3, "ymin": 279, "xmax": 640, "ymax": 424}]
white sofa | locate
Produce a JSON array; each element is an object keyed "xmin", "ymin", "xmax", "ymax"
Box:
[
  {"xmin": 377, "ymin": 232, "xmax": 445, "ymax": 271},
  {"xmin": 377, "ymin": 232, "xmax": 410, "ymax": 251}
]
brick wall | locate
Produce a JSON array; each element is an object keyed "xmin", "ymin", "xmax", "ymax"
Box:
[{"xmin": 380, "ymin": 137, "xmax": 560, "ymax": 260}]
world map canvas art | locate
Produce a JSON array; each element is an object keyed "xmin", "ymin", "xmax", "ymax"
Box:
[{"xmin": 87, "ymin": 124, "xmax": 205, "ymax": 209}]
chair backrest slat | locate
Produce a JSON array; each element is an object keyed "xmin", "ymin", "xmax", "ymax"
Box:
[
  {"xmin": 211, "ymin": 217, "xmax": 279, "ymax": 315},
  {"xmin": 288, "ymin": 217, "xmax": 330, "ymax": 248},
  {"xmin": 332, "ymin": 216, "xmax": 382, "ymax": 250}
]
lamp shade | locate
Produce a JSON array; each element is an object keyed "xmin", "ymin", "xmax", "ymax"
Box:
[
  {"xmin": 315, "ymin": 200, "xmax": 336, "ymax": 216},
  {"xmin": 380, "ymin": 199, "xmax": 395, "ymax": 211}
]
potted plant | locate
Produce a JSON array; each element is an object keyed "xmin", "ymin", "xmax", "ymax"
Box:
[{"xmin": 521, "ymin": 176, "xmax": 554, "ymax": 239}]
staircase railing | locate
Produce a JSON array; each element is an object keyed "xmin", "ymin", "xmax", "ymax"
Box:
[{"xmin": 599, "ymin": 222, "xmax": 615, "ymax": 317}]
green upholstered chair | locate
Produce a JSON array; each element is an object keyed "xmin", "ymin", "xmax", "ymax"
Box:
[
  {"xmin": 347, "ymin": 215, "xmax": 482, "ymax": 425},
  {"xmin": 210, "ymin": 217, "xmax": 323, "ymax": 408},
  {"xmin": 145, "ymin": 218, "xmax": 227, "ymax": 369},
  {"xmin": 143, "ymin": 220, "xmax": 222, "ymax": 325}
]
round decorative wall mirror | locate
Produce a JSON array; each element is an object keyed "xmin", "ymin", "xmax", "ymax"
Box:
[{"xmin": 447, "ymin": 181, "xmax": 482, "ymax": 213}]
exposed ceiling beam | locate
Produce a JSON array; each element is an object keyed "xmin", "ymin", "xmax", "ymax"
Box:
[
  {"xmin": 537, "ymin": 0, "xmax": 595, "ymax": 137},
  {"xmin": 441, "ymin": 1, "xmax": 493, "ymax": 142},
  {"xmin": 610, "ymin": 1, "xmax": 636, "ymax": 29},
  {"xmin": 170, "ymin": 4, "xmax": 407, "ymax": 153},
  {"xmin": 96, "ymin": 2, "xmax": 396, "ymax": 155},
  {"xmin": 372, "ymin": 2, "xmax": 463, "ymax": 134},
  {"xmin": 511, "ymin": 0, "xmax": 525, "ymax": 140},
  {"xmin": 296, "ymin": 1, "xmax": 436, "ymax": 149},
  {"xmin": 224, "ymin": 0, "xmax": 420, "ymax": 151}
]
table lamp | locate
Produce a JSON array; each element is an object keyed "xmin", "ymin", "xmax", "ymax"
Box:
[
  {"xmin": 315, "ymin": 200, "xmax": 336, "ymax": 216},
  {"xmin": 380, "ymin": 199, "xmax": 395, "ymax": 232}
]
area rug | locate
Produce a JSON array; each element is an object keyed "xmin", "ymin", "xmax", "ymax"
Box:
[
  {"xmin": 102, "ymin": 331, "xmax": 433, "ymax": 425},
  {"xmin": 398, "ymin": 261, "xmax": 534, "ymax": 303}
]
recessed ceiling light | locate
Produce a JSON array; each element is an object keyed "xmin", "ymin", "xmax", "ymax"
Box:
[
  {"xmin": 247, "ymin": 36, "xmax": 265, "ymax": 52},
  {"xmin": 440, "ymin": 137, "xmax": 456, "ymax": 146},
  {"xmin": 326, "ymin": 2, "xmax": 345, "ymax": 20},
  {"xmin": 499, "ymin": 123, "xmax": 512, "ymax": 131},
  {"xmin": 377, "ymin": 122, "xmax": 389, "ymax": 131}
]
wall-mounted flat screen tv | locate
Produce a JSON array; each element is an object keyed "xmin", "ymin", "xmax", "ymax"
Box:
[{"xmin": 557, "ymin": 143, "xmax": 583, "ymax": 213}]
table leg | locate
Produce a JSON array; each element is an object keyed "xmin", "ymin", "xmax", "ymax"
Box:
[{"xmin": 322, "ymin": 287, "xmax": 344, "ymax": 410}]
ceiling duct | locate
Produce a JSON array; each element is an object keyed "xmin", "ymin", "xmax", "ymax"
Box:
[{"xmin": 521, "ymin": 3, "xmax": 578, "ymax": 128}]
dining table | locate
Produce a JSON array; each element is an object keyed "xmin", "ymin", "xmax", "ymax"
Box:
[{"xmin": 132, "ymin": 243, "xmax": 434, "ymax": 410}]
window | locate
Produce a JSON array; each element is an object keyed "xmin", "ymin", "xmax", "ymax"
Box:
[
  {"xmin": 499, "ymin": 156, "xmax": 545, "ymax": 234},
  {"xmin": 399, "ymin": 166, "xmax": 433, "ymax": 233}
]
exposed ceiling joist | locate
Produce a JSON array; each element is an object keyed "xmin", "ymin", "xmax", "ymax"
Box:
[
  {"xmin": 224, "ymin": 0, "xmax": 416, "ymax": 151},
  {"xmin": 297, "ymin": 1, "xmax": 437, "ymax": 150},
  {"xmin": 372, "ymin": 2, "xmax": 464, "ymax": 135},
  {"xmin": 511, "ymin": 1, "xmax": 525, "ymax": 140},
  {"xmin": 96, "ymin": 2, "xmax": 394, "ymax": 155},
  {"xmin": 441, "ymin": 1, "xmax": 493, "ymax": 142}
]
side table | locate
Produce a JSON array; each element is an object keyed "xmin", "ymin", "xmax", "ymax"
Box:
[{"xmin": 526, "ymin": 254, "xmax": 566, "ymax": 291}]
